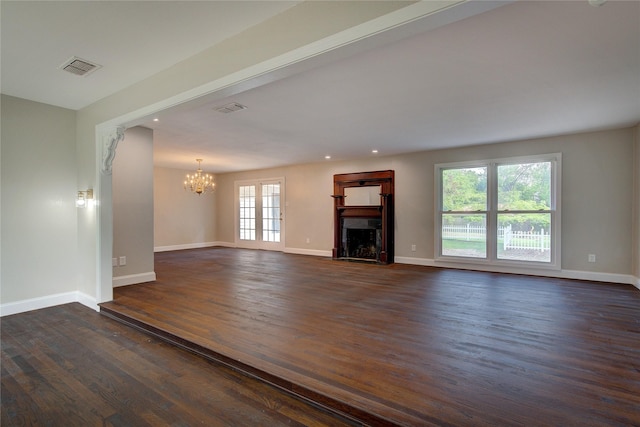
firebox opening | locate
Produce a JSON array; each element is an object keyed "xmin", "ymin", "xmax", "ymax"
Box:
[{"xmin": 341, "ymin": 218, "xmax": 382, "ymax": 261}]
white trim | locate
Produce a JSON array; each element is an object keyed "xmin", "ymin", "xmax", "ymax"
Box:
[
  {"xmin": 284, "ymin": 247, "xmax": 332, "ymax": 258},
  {"xmin": 634, "ymin": 276, "xmax": 640, "ymax": 291},
  {"xmin": 558, "ymin": 269, "xmax": 635, "ymax": 285},
  {"xmin": 154, "ymin": 241, "xmax": 237, "ymax": 253},
  {"xmin": 0, "ymin": 291, "xmax": 98, "ymax": 317},
  {"xmin": 396, "ymin": 256, "xmax": 635, "ymax": 285},
  {"xmin": 213, "ymin": 241, "xmax": 238, "ymax": 249},
  {"xmin": 154, "ymin": 241, "xmax": 220, "ymax": 252},
  {"xmin": 112, "ymin": 272, "xmax": 156, "ymax": 288},
  {"xmin": 395, "ymin": 256, "xmax": 437, "ymax": 267},
  {"xmin": 76, "ymin": 292, "xmax": 100, "ymax": 311}
]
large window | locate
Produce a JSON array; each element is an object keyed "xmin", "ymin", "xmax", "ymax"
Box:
[{"xmin": 436, "ymin": 154, "xmax": 560, "ymax": 268}]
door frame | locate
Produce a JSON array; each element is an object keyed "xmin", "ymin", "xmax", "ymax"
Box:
[{"xmin": 234, "ymin": 177, "xmax": 285, "ymax": 251}]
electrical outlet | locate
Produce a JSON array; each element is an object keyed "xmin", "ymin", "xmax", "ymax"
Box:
[
  {"xmin": 411, "ymin": 244, "xmax": 416, "ymax": 252},
  {"xmin": 119, "ymin": 256, "xmax": 127, "ymax": 266},
  {"xmin": 588, "ymin": 254, "xmax": 596, "ymax": 263},
  {"xmin": 112, "ymin": 258, "xmax": 118, "ymax": 267}
]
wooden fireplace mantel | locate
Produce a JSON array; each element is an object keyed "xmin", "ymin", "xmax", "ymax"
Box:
[{"xmin": 332, "ymin": 170, "xmax": 394, "ymax": 264}]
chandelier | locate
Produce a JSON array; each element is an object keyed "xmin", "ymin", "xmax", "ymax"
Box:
[{"xmin": 184, "ymin": 159, "xmax": 215, "ymax": 195}]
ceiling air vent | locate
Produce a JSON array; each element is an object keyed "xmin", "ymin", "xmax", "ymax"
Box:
[
  {"xmin": 60, "ymin": 56, "xmax": 101, "ymax": 77},
  {"xmin": 214, "ymin": 102, "xmax": 247, "ymax": 114}
]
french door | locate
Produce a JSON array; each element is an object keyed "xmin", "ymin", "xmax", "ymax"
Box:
[{"xmin": 235, "ymin": 178, "xmax": 284, "ymax": 251}]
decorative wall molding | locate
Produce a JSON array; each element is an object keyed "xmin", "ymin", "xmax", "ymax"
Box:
[
  {"xmin": 0, "ymin": 291, "xmax": 98, "ymax": 317},
  {"xmin": 101, "ymin": 126, "xmax": 125, "ymax": 175},
  {"xmin": 112, "ymin": 272, "xmax": 157, "ymax": 288}
]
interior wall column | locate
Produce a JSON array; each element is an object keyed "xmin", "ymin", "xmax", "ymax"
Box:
[{"xmin": 97, "ymin": 126, "xmax": 125, "ymax": 304}]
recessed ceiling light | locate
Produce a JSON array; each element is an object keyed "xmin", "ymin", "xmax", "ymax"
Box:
[
  {"xmin": 372, "ymin": 149, "xmax": 378, "ymax": 154},
  {"xmin": 153, "ymin": 118, "xmax": 159, "ymax": 122},
  {"xmin": 325, "ymin": 155, "xmax": 331, "ymax": 160}
]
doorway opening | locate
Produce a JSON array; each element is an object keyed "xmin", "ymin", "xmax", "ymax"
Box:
[{"xmin": 235, "ymin": 178, "xmax": 285, "ymax": 251}]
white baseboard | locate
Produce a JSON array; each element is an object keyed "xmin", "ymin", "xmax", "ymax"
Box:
[
  {"xmin": 284, "ymin": 247, "xmax": 332, "ymax": 257},
  {"xmin": 213, "ymin": 241, "xmax": 237, "ymax": 248},
  {"xmin": 76, "ymin": 292, "xmax": 99, "ymax": 311},
  {"xmin": 395, "ymin": 256, "xmax": 437, "ymax": 267},
  {"xmin": 395, "ymin": 256, "xmax": 636, "ymax": 286},
  {"xmin": 113, "ymin": 271, "xmax": 157, "ymax": 287},
  {"xmin": 154, "ymin": 241, "xmax": 223, "ymax": 252},
  {"xmin": 559, "ymin": 269, "xmax": 635, "ymax": 285},
  {"xmin": 633, "ymin": 276, "xmax": 640, "ymax": 290},
  {"xmin": 0, "ymin": 291, "xmax": 98, "ymax": 317}
]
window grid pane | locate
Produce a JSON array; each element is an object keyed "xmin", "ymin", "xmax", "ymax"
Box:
[
  {"xmin": 261, "ymin": 183, "xmax": 280, "ymax": 243},
  {"xmin": 442, "ymin": 214, "xmax": 487, "ymax": 258},
  {"xmin": 497, "ymin": 161, "xmax": 552, "ymax": 262},
  {"xmin": 239, "ymin": 185, "xmax": 256, "ymax": 241},
  {"xmin": 442, "ymin": 167, "xmax": 487, "ymax": 211},
  {"xmin": 497, "ymin": 215, "xmax": 551, "ymax": 263},
  {"xmin": 498, "ymin": 162, "xmax": 551, "ymax": 210}
]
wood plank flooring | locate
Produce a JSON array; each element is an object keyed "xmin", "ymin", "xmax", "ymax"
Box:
[
  {"xmin": 1, "ymin": 302, "xmax": 355, "ymax": 426},
  {"xmin": 99, "ymin": 248, "xmax": 640, "ymax": 426}
]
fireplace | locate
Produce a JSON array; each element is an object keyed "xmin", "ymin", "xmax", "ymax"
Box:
[
  {"xmin": 342, "ymin": 218, "xmax": 382, "ymax": 260},
  {"xmin": 332, "ymin": 170, "xmax": 394, "ymax": 264}
]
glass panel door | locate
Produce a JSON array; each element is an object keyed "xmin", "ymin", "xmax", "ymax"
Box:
[
  {"xmin": 261, "ymin": 183, "xmax": 281, "ymax": 243},
  {"xmin": 235, "ymin": 179, "xmax": 284, "ymax": 251},
  {"xmin": 239, "ymin": 185, "xmax": 256, "ymax": 241}
]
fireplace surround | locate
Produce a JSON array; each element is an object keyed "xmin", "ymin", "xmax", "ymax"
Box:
[{"xmin": 332, "ymin": 170, "xmax": 394, "ymax": 264}]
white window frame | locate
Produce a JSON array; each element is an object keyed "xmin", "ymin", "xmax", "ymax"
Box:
[{"xmin": 435, "ymin": 153, "xmax": 561, "ymax": 270}]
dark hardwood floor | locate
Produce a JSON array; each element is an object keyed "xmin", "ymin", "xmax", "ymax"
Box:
[
  {"xmin": 96, "ymin": 248, "xmax": 640, "ymax": 426},
  {"xmin": 1, "ymin": 303, "xmax": 354, "ymax": 426}
]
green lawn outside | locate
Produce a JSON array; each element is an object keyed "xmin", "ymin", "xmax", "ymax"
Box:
[
  {"xmin": 442, "ymin": 239, "xmax": 486, "ymax": 251},
  {"xmin": 442, "ymin": 238, "xmax": 551, "ymax": 262}
]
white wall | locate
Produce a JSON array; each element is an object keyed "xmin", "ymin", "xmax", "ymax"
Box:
[
  {"xmin": 112, "ymin": 127, "xmax": 155, "ymax": 286},
  {"xmin": 154, "ymin": 166, "xmax": 217, "ymax": 250},
  {"xmin": 215, "ymin": 127, "xmax": 636, "ymax": 281},
  {"xmin": 1, "ymin": 95, "xmax": 78, "ymax": 307}
]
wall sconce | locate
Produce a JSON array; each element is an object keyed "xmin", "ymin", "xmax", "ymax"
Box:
[{"xmin": 76, "ymin": 189, "xmax": 94, "ymax": 208}]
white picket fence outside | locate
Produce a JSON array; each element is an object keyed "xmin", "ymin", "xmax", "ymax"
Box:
[{"xmin": 442, "ymin": 224, "xmax": 549, "ymax": 252}]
